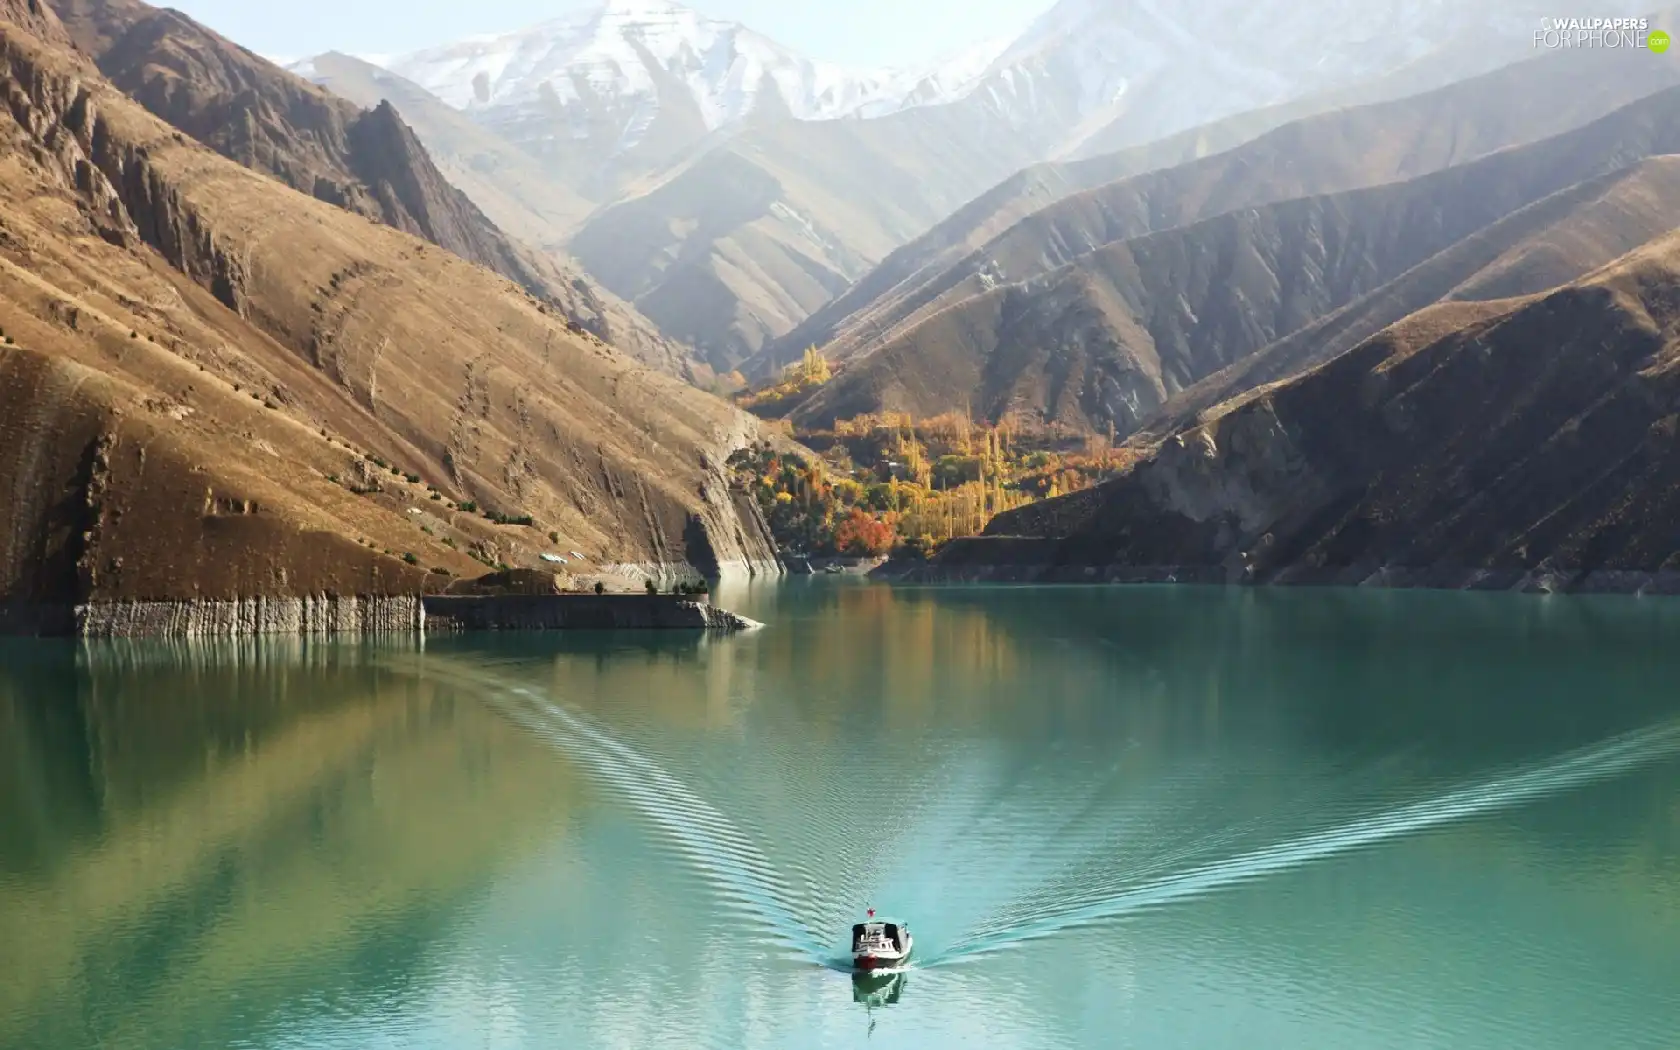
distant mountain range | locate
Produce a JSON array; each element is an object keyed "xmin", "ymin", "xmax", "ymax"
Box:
[
  {"xmin": 15, "ymin": 0, "xmax": 1680, "ymax": 602},
  {"xmin": 777, "ymin": 41, "xmax": 1680, "ymax": 433},
  {"xmin": 286, "ymin": 0, "xmax": 1561, "ymax": 367}
]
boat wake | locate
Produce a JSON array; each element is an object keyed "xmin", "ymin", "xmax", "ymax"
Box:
[
  {"xmin": 929, "ymin": 715, "xmax": 1680, "ymax": 966},
  {"xmin": 403, "ymin": 656, "xmax": 1680, "ymax": 977},
  {"xmin": 409, "ymin": 659, "xmax": 830, "ymax": 962}
]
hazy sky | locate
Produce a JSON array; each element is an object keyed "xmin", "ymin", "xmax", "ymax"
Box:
[{"xmin": 169, "ymin": 0, "xmax": 1053, "ymax": 68}]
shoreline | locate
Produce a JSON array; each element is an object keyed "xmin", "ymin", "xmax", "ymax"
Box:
[
  {"xmin": 1, "ymin": 593, "xmax": 764, "ymax": 639},
  {"xmin": 871, "ymin": 556, "xmax": 1680, "ymax": 596}
]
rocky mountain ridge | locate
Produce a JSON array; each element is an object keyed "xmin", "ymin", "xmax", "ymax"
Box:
[{"xmin": 0, "ymin": 5, "xmax": 782, "ymax": 629}]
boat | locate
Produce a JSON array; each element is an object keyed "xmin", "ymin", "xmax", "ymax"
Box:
[{"xmin": 851, "ymin": 910, "xmax": 912, "ymax": 970}]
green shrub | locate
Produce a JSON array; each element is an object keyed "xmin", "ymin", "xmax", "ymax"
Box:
[
  {"xmin": 405, "ymin": 473, "xmax": 421, "ymax": 484},
  {"xmin": 430, "ymin": 567, "xmax": 450, "ymax": 576},
  {"xmin": 458, "ymin": 501, "xmax": 477, "ymax": 513},
  {"xmin": 402, "ymin": 552, "xmax": 418, "ymax": 565},
  {"xmin": 594, "ymin": 582, "xmax": 605, "ymax": 595},
  {"xmin": 644, "ymin": 580, "xmax": 657, "ymax": 595}
]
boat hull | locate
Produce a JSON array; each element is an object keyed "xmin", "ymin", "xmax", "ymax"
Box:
[{"xmin": 853, "ymin": 940, "xmax": 912, "ymax": 971}]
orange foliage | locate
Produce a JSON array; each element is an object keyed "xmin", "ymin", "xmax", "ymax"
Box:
[{"xmin": 833, "ymin": 509, "xmax": 896, "ymax": 556}]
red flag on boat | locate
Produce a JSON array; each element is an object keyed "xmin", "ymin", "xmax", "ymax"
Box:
[{"xmin": 867, "ymin": 908, "xmax": 875, "ymax": 917}]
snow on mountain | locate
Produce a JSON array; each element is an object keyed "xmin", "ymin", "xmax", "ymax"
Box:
[
  {"xmin": 955, "ymin": 0, "xmax": 1555, "ymax": 150},
  {"xmin": 378, "ymin": 0, "xmax": 946, "ymax": 133},
  {"xmin": 345, "ymin": 0, "xmax": 1560, "ymax": 163}
]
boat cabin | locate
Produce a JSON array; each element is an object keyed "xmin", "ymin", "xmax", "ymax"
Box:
[{"xmin": 851, "ymin": 919, "xmax": 907, "ymax": 954}]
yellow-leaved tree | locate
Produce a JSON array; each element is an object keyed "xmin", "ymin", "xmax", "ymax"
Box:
[{"xmin": 800, "ymin": 345, "xmax": 832, "ymax": 384}]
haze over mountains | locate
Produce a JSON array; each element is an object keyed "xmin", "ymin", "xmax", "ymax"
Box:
[
  {"xmin": 9, "ymin": 0, "xmax": 1680, "ymax": 608},
  {"xmin": 289, "ymin": 0, "xmax": 1562, "ymax": 366},
  {"xmin": 784, "ymin": 41, "xmax": 1680, "ymax": 433}
]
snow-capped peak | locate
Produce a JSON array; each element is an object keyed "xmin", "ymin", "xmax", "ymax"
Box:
[{"xmin": 378, "ymin": 0, "xmax": 927, "ymax": 130}]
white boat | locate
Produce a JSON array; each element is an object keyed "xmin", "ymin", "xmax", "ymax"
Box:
[{"xmin": 851, "ymin": 910, "xmax": 912, "ymax": 971}]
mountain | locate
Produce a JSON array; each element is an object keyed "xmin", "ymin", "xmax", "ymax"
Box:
[
  {"xmin": 294, "ymin": 51, "xmax": 595, "ymax": 243},
  {"xmin": 3, "ymin": 0, "xmax": 63, "ymax": 42},
  {"xmin": 48, "ymin": 0, "xmax": 694, "ymax": 378},
  {"xmin": 284, "ymin": 50, "xmax": 696, "ymax": 380},
  {"xmin": 760, "ymin": 32, "xmax": 1649, "ymax": 376},
  {"xmin": 380, "ymin": 0, "xmax": 1001, "ymax": 199},
  {"xmin": 928, "ymin": 223, "xmax": 1680, "ymax": 592},
  {"xmin": 0, "ymin": 7, "xmax": 779, "ymax": 620},
  {"xmin": 939, "ymin": 0, "xmax": 1551, "ymax": 159},
  {"xmin": 1133, "ymin": 157, "xmax": 1680, "ymax": 446},
  {"xmin": 561, "ymin": 102, "xmax": 1050, "ymax": 370},
  {"xmin": 342, "ymin": 0, "xmax": 1560, "ymax": 368},
  {"xmin": 380, "ymin": 0, "xmax": 1553, "ymax": 184},
  {"xmin": 779, "ymin": 48, "xmax": 1680, "ymax": 432}
]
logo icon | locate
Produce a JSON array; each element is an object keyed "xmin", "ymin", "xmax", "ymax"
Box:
[{"xmin": 1652, "ymin": 29, "xmax": 1672, "ymax": 52}]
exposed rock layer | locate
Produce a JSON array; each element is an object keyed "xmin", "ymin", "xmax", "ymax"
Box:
[
  {"xmin": 923, "ymin": 227, "xmax": 1680, "ymax": 588},
  {"xmin": 0, "ymin": 11, "xmax": 779, "ymax": 624}
]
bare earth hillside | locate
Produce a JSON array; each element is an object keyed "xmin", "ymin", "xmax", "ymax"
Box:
[
  {"xmin": 770, "ymin": 40, "xmax": 1680, "ymax": 385},
  {"xmin": 48, "ymin": 0, "xmax": 695, "ymax": 378},
  {"xmin": 0, "ymin": 9, "xmax": 779, "ymax": 621},
  {"xmin": 564, "ymin": 102, "xmax": 1049, "ymax": 371},
  {"xmin": 789, "ymin": 81, "xmax": 1680, "ymax": 436},
  {"xmin": 927, "ymin": 227, "xmax": 1680, "ymax": 591},
  {"xmin": 289, "ymin": 50, "xmax": 700, "ymax": 381}
]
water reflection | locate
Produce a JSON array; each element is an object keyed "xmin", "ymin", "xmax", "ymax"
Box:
[
  {"xmin": 851, "ymin": 969, "xmax": 905, "ymax": 1006},
  {"xmin": 0, "ymin": 638, "xmax": 581, "ymax": 1050},
  {"xmin": 2, "ymin": 585, "xmax": 1679, "ymax": 1049}
]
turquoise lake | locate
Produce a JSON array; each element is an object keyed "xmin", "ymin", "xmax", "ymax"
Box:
[{"xmin": 2, "ymin": 582, "xmax": 1678, "ymax": 1048}]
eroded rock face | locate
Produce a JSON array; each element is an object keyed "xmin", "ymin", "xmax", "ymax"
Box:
[
  {"xmin": 46, "ymin": 0, "xmax": 694, "ymax": 370},
  {"xmin": 0, "ymin": 15, "xmax": 782, "ymax": 626},
  {"xmin": 942, "ymin": 237, "xmax": 1680, "ymax": 591}
]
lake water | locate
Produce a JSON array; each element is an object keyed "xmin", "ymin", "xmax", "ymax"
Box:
[{"xmin": 3, "ymin": 582, "xmax": 1679, "ymax": 1049}]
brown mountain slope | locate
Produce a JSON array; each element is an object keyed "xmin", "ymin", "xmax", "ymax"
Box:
[
  {"xmin": 0, "ymin": 13, "xmax": 779, "ymax": 618},
  {"xmin": 1, "ymin": 0, "xmax": 63, "ymax": 43},
  {"xmin": 789, "ymin": 82, "xmax": 1680, "ymax": 435},
  {"xmin": 291, "ymin": 51, "xmax": 699, "ymax": 382},
  {"xmin": 1135, "ymin": 157, "xmax": 1680, "ymax": 446},
  {"xmin": 931, "ymin": 228, "xmax": 1680, "ymax": 590},
  {"xmin": 296, "ymin": 51, "xmax": 595, "ymax": 245},
  {"xmin": 564, "ymin": 98, "xmax": 1050, "ymax": 371},
  {"xmin": 769, "ymin": 40, "xmax": 1680, "ymax": 380},
  {"xmin": 47, "ymin": 0, "xmax": 693, "ymax": 378}
]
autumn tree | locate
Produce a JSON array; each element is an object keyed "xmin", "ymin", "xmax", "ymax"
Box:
[
  {"xmin": 799, "ymin": 345, "xmax": 832, "ymax": 384},
  {"xmin": 833, "ymin": 508, "xmax": 895, "ymax": 556}
]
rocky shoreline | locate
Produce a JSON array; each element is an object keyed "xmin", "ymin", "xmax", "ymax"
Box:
[
  {"xmin": 1, "ymin": 593, "xmax": 763, "ymax": 639},
  {"xmin": 874, "ymin": 542, "xmax": 1680, "ymax": 596}
]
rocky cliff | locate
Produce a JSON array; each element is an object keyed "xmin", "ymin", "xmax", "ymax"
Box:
[
  {"xmin": 0, "ymin": 12, "xmax": 779, "ymax": 631},
  {"xmin": 46, "ymin": 0, "xmax": 694, "ymax": 376},
  {"xmin": 921, "ymin": 227, "xmax": 1680, "ymax": 593}
]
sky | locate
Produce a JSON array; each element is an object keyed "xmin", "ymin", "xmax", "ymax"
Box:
[{"xmin": 167, "ymin": 0, "xmax": 1054, "ymax": 69}]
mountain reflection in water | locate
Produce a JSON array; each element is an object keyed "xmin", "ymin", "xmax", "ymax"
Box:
[{"xmin": 1, "ymin": 583, "xmax": 1678, "ymax": 1049}]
